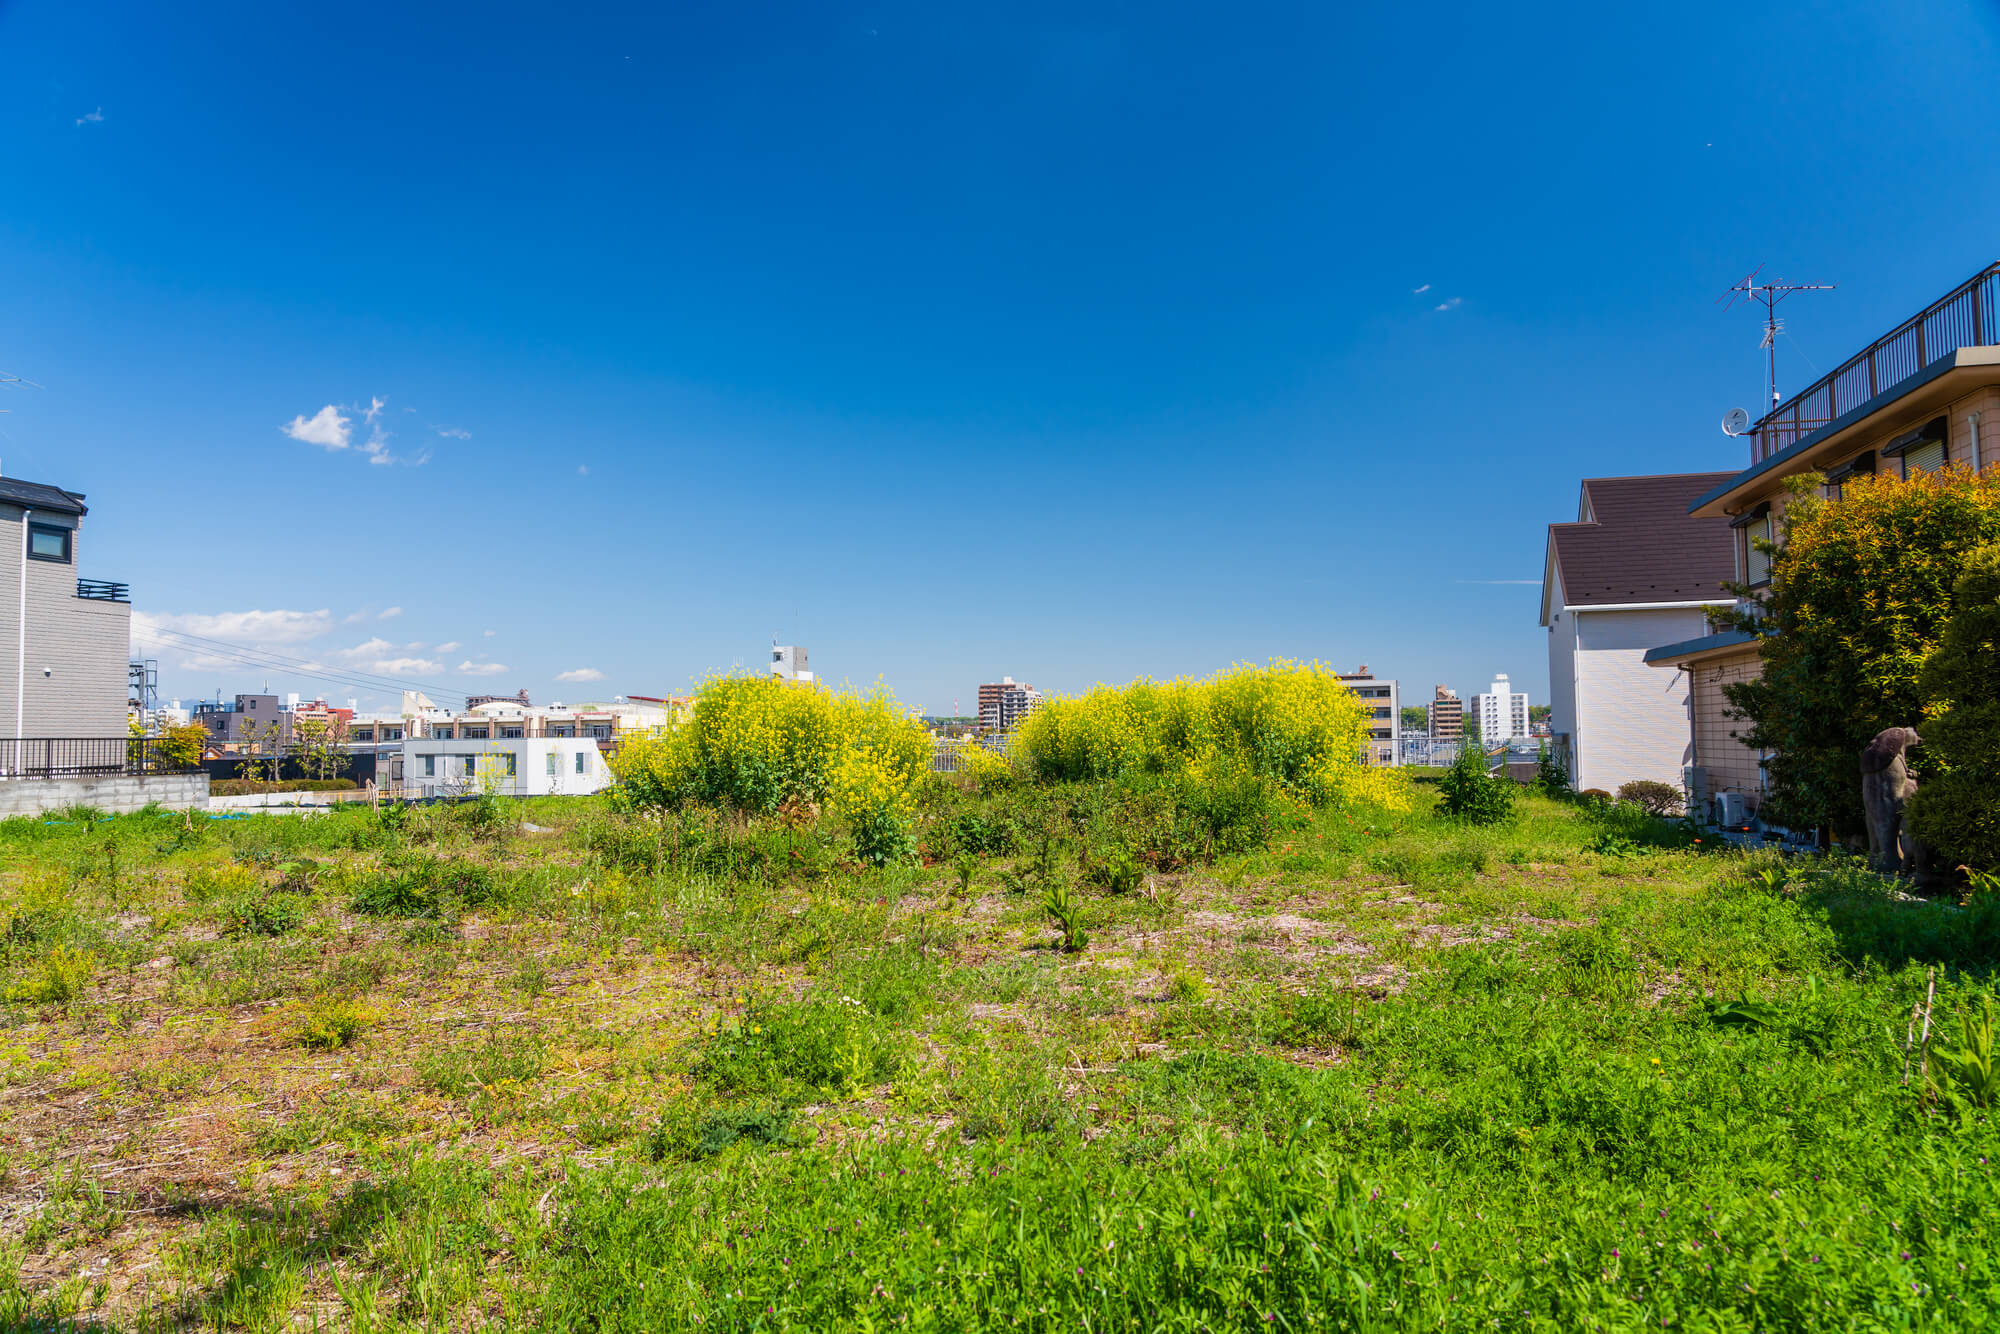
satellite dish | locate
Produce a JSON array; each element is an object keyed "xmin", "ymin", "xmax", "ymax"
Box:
[{"xmin": 1721, "ymin": 407, "xmax": 1751, "ymax": 436}]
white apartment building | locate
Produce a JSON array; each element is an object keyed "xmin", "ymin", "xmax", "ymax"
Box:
[
  {"xmin": 400, "ymin": 736, "xmax": 613, "ymax": 798},
  {"xmin": 771, "ymin": 643, "xmax": 813, "ymax": 685},
  {"xmin": 1470, "ymin": 674, "xmax": 1530, "ymax": 744}
]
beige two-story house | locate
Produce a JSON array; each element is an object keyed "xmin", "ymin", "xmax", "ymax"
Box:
[
  {"xmin": 0, "ymin": 477, "xmax": 131, "ymax": 749},
  {"xmin": 1647, "ymin": 261, "xmax": 2000, "ymax": 824}
]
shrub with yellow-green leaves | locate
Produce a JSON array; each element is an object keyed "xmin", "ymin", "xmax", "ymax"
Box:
[
  {"xmin": 609, "ymin": 675, "xmax": 929, "ymax": 829},
  {"xmin": 1016, "ymin": 660, "xmax": 1407, "ymax": 811}
]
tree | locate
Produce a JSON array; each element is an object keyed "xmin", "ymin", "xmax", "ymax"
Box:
[
  {"xmin": 1908, "ymin": 543, "xmax": 2000, "ymax": 870},
  {"xmin": 1723, "ymin": 468, "xmax": 2000, "ymax": 835},
  {"xmin": 1437, "ymin": 733, "xmax": 1514, "ymax": 825},
  {"xmin": 1529, "ymin": 704, "xmax": 1552, "ymax": 724},
  {"xmin": 291, "ymin": 715, "xmax": 352, "ymax": 783},
  {"xmin": 158, "ymin": 724, "xmax": 209, "ymax": 770},
  {"xmin": 1400, "ymin": 705, "xmax": 1429, "ymax": 733}
]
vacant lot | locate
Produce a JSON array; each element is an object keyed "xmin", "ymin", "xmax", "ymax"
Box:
[{"xmin": 1, "ymin": 780, "xmax": 1994, "ymax": 1330}]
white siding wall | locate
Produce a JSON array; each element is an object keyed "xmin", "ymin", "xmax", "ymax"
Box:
[
  {"xmin": 1571, "ymin": 608, "xmax": 1709, "ymax": 794},
  {"xmin": 1547, "ymin": 610, "xmax": 1579, "ymax": 763},
  {"xmin": 398, "ymin": 738, "xmax": 613, "ymax": 797}
]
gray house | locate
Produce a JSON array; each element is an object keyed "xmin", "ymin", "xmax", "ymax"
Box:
[{"xmin": 0, "ymin": 478, "xmax": 130, "ymax": 741}]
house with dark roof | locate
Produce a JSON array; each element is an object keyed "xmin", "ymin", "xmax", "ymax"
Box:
[
  {"xmin": 0, "ymin": 476, "xmax": 131, "ymax": 750},
  {"xmin": 1539, "ymin": 473, "xmax": 1739, "ymax": 796},
  {"xmin": 1647, "ymin": 261, "xmax": 2000, "ymax": 826}
]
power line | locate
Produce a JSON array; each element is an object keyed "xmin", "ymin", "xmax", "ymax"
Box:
[{"xmin": 132, "ymin": 628, "xmax": 466, "ymax": 702}]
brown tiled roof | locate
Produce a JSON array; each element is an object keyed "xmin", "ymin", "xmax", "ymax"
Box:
[{"xmin": 1547, "ymin": 472, "xmax": 1738, "ymax": 607}]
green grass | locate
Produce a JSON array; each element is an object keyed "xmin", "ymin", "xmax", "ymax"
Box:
[{"xmin": 0, "ymin": 783, "xmax": 1993, "ymax": 1329}]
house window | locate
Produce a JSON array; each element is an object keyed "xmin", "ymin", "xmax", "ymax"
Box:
[
  {"xmin": 1733, "ymin": 503, "xmax": 1774, "ymax": 585},
  {"xmin": 574, "ymin": 752, "xmax": 587, "ymax": 774},
  {"xmin": 501, "ymin": 753, "xmax": 517, "ymax": 776},
  {"xmin": 384, "ymin": 727, "xmax": 403, "ymax": 740},
  {"xmin": 422, "ymin": 754, "xmax": 436, "ymax": 777},
  {"xmin": 353, "ymin": 729, "xmax": 374, "ymax": 742},
  {"xmin": 464, "ymin": 727, "xmax": 489, "ymax": 739},
  {"xmin": 545, "ymin": 752, "xmax": 558, "ymax": 776},
  {"xmin": 1903, "ymin": 438, "xmax": 1947, "ymax": 476},
  {"xmin": 462, "ymin": 755, "xmax": 478, "ymax": 776},
  {"xmin": 501, "ymin": 726, "xmax": 523, "ymax": 739},
  {"xmin": 27, "ymin": 524, "xmax": 70, "ymax": 563}
]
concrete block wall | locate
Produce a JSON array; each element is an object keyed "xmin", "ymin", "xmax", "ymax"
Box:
[{"xmin": 0, "ymin": 773, "xmax": 208, "ymax": 817}]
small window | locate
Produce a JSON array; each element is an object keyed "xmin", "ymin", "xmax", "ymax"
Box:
[
  {"xmin": 574, "ymin": 751, "xmax": 586, "ymax": 774},
  {"xmin": 463, "ymin": 755, "xmax": 478, "ymax": 776},
  {"xmin": 545, "ymin": 752, "xmax": 558, "ymax": 776},
  {"xmin": 27, "ymin": 524, "xmax": 70, "ymax": 563},
  {"xmin": 422, "ymin": 755, "xmax": 436, "ymax": 777},
  {"xmin": 1903, "ymin": 439, "xmax": 1946, "ymax": 476}
]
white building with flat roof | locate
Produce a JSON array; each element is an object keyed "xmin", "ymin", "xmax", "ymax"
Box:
[
  {"xmin": 400, "ymin": 736, "xmax": 613, "ymax": 798},
  {"xmin": 1471, "ymin": 674, "xmax": 1530, "ymax": 744}
]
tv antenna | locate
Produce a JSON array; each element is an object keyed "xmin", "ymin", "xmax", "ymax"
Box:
[{"xmin": 1720, "ymin": 267, "xmax": 1836, "ymax": 411}]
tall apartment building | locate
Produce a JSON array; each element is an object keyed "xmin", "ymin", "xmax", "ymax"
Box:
[
  {"xmin": 771, "ymin": 643, "xmax": 813, "ymax": 685},
  {"xmin": 0, "ymin": 477, "xmax": 130, "ymax": 740},
  {"xmin": 1471, "ymin": 674, "xmax": 1529, "ymax": 743},
  {"xmin": 1427, "ymin": 686, "xmax": 1463, "ymax": 741},
  {"xmin": 1337, "ymin": 665, "xmax": 1399, "ymax": 767},
  {"xmin": 977, "ymin": 677, "xmax": 1041, "ymax": 732}
]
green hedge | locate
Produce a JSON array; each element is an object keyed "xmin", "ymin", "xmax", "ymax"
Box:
[{"xmin": 209, "ymin": 778, "xmax": 361, "ymax": 796}]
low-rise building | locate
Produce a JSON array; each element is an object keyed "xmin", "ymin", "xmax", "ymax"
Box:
[
  {"xmin": 771, "ymin": 643, "xmax": 813, "ymax": 685},
  {"xmin": 0, "ymin": 477, "xmax": 130, "ymax": 743},
  {"xmin": 399, "ymin": 736, "xmax": 614, "ymax": 798},
  {"xmin": 1653, "ymin": 261, "xmax": 2000, "ymax": 825},
  {"xmin": 1541, "ymin": 473, "xmax": 1737, "ymax": 795}
]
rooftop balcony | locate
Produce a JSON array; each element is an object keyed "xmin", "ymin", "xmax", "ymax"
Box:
[{"xmin": 1751, "ymin": 261, "xmax": 2000, "ymax": 460}]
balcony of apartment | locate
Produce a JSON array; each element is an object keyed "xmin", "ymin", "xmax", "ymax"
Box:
[
  {"xmin": 75, "ymin": 578, "xmax": 130, "ymax": 602},
  {"xmin": 1750, "ymin": 262, "xmax": 2000, "ymax": 460}
]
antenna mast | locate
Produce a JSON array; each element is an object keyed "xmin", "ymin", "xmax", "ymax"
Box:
[{"xmin": 1720, "ymin": 267, "xmax": 1836, "ymax": 411}]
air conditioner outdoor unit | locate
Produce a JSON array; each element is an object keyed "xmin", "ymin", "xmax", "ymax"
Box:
[{"xmin": 1714, "ymin": 791, "xmax": 1751, "ymax": 828}]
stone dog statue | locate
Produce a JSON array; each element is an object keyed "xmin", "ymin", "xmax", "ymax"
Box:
[{"xmin": 1860, "ymin": 727, "xmax": 1922, "ymax": 875}]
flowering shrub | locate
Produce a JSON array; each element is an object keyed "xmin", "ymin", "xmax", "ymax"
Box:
[
  {"xmin": 1016, "ymin": 661, "xmax": 1407, "ymax": 811},
  {"xmin": 610, "ymin": 674, "xmax": 928, "ymax": 818},
  {"xmin": 827, "ymin": 744, "xmax": 918, "ymax": 865}
]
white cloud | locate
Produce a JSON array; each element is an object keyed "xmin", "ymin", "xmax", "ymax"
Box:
[
  {"xmin": 371, "ymin": 656, "xmax": 444, "ymax": 676},
  {"xmin": 133, "ymin": 607, "xmax": 334, "ymax": 645},
  {"xmin": 1434, "ymin": 297, "xmax": 1463, "ymax": 312},
  {"xmin": 577, "ymin": 464, "xmax": 589, "ymax": 476},
  {"xmin": 365, "ymin": 395, "xmax": 386, "ymax": 425},
  {"xmin": 378, "ymin": 606, "xmax": 403, "ymax": 620},
  {"xmin": 434, "ymin": 425, "xmax": 471, "ymax": 439},
  {"xmin": 1412, "ymin": 283, "xmax": 1431, "ymax": 295},
  {"xmin": 482, "ymin": 629, "xmax": 496, "ymax": 638},
  {"xmin": 77, "ymin": 107, "xmax": 103, "ymax": 126},
  {"xmin": 556, "ymin": 667, "xmax": 606, "ymax": 683},
  {"xmin": 282, "ymin": 405, "xmax": 352, "ymax": 450},
  {"xmin": 458, "ymin": 661, "xmax": 510, "ymax": 677},
  {"xmin": 436, "ymin": 641, "xmax": 461, "ymax": 653}
]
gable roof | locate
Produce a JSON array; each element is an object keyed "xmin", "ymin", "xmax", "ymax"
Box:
[
  {"xmin": 0, "ymin": 478, "xmax": 87, "ymax": 516},
  {"xmin": 1540, "ymin": 472, "xmax": 1737, "ymax": 624}
]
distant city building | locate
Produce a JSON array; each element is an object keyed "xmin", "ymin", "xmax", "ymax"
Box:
[
  {"xmin": 466, "ymin": 689, "xmax": 531, "ymax": 711},
  {"xmin": 977, "ymin": 677, "xmax": 1042, "ymax": 732},
  {"xmin": 771, "ymin": 643, "xmax": 813, "ymax": 685},
  {"xmin": 194, "ymin": 693, "xmax": 288, "ymax": 747},
  {"xmin": 1337, "ymin": 665, "xmax": 1399, "ymax": 767},
  {"xmin": 1428, "ymin": 686, "xmax": 1463, "ymax": 741},
  {"xmin": 1471, "ymin": 674, "xmax": 1530, "ymax": 744}
]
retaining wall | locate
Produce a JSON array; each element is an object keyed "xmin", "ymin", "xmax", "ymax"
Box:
[{"xmin": 0, "ymin": 772, "xmax": 210, "ymax": 817}]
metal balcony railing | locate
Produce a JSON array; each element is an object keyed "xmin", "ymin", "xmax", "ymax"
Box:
[
  {"xmin": 1752, "ymin": 262, "xmax": 2000, "ymax": 459},
  {"xmin": 75, "ymin": 578, "xmax": 130, "ymax": 602},
  {"xmin": 0, "ymin": 737, "xmax": 198, "ymax": 779}
]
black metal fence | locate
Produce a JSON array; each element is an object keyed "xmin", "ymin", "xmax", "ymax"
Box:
[
  {"xmin": 0, "ymin": 737, "xmax": 199, "ymax": 778},
  {"xmin": 1753, "ymin": 262, "xmax": 2000, "ymax": 458}
]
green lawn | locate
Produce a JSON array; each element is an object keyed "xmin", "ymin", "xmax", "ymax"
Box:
[{"xmin": 0, "ymin": 780, "xmax": 1994, "ymax": 1331}]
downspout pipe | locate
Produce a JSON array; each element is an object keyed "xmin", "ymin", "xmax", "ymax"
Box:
[
  {"xmin": 1972, "ymin": 410, "xmax": 1984, "ymax": 473},
  {"xmin": 16, "ymin": 506, "xmax": 29, "ymax": 762}
]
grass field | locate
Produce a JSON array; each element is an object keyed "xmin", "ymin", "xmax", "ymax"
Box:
[{"xmin": 0, "ymin": 776, "xmax": 1995, "ymax": 1331}]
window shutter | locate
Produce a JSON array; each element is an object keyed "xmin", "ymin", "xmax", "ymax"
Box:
[{"xmin": 1905, "ymin": 438, "xmax": 1946, "ymax": 476}]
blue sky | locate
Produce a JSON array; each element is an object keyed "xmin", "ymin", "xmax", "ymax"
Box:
[{"xmin": 5, "ymin": 1, "xmax": 2000, "ymax": 715}]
